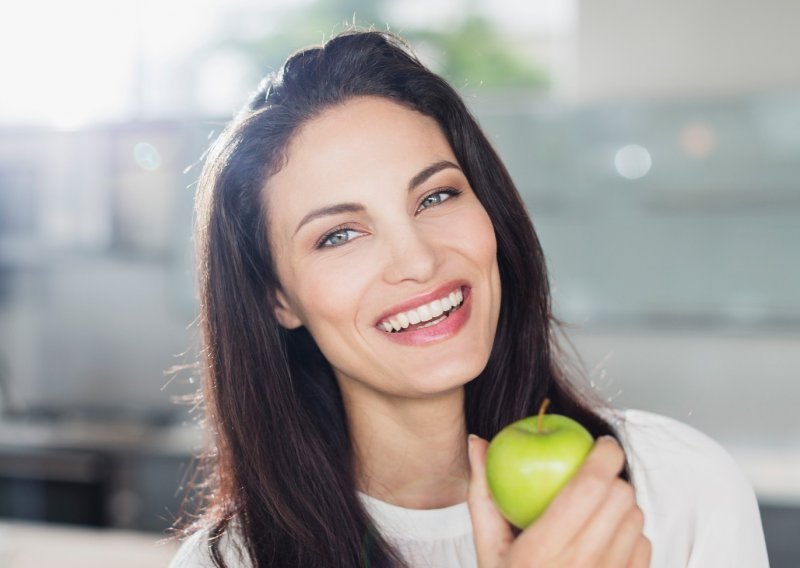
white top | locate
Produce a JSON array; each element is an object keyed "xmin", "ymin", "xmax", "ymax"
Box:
[{"xmin": 169, "ymin": 410, "xmax": 770, "ymax": 568}]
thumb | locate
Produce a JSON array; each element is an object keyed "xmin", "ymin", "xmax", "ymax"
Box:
[{"xmin": 467, "ymin": 434, "xmax": 514, "ymax": 568}]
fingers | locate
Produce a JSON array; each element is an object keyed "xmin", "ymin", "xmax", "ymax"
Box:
[
  {"xmin": 626, "ymin": 535, "xmax": 652, "ymax": 568},
  {"xmin": 565, "ymin": 439, "xmax": 648, "ymax": 568},
  {"xmin": 574, "ymin": 478, "xmax": 637, "ymax": 560},
  {"xmin": 596, "ymin": 502, "xmax": 646, "ymax": 567},
  {"xmin": 466, "ymin": 434, "xmax": 514, "ymax": 567},
  {"xmin": 520, "ymin": 436, "xmax": 626, "ymax": 551},
  {"xmin": 468, "ymin": 434, "xmax": 647, "ymax": 568}
]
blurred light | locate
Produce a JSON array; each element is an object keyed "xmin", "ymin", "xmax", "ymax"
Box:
[
  {"xmin": 194, "ymin": 50, "xmax": 253, "ymax": 116},
  {"xmin": 0, "ymin": 0, "xmax": 229, "ymax": 126},
  {"xmin": 51, "ymin": 110, "xmax": 92, "ymax": 132},
  {"xmin": 134, "ymin": 142, "xmax": 161, "ymax": 171},
  {"xmin": 0, "ymin": 1, "xmax": 139, "ymax": 126},
  {"xmin": 614, "ymin": 144, "xmax": 652, "ymax": 179},
  {"xmin": 680, "ymin": 121, "xmax": 717, "ymax": 158}
]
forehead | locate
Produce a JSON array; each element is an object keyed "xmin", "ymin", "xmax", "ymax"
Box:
[
  {"xmin": 264, "ymin": 97, "xmax": 457, "ymax": 230},
  {"xmin": 287, "ymin": 96, "xmax": 451, "ymax": 169}
]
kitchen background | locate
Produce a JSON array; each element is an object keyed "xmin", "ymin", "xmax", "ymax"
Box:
[{"xmin": 0, "ymin": 0, "xmax": 798, "ymax": 566}]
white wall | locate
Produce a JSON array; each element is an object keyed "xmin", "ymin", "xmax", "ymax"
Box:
[{"xmin": 576, "ymin": 0, "xmax": 800, "ymax": 100}]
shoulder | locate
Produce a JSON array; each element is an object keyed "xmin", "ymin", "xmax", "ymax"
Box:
[
  {"xmin": 169, "ymin": 523, "xmax": 251, "ymax": 568},
  {"xmin": 617, "ymin": 409, "xmax": 738, "ymax": 470},
  {"xmin": 614, "ymin": 408, "xmax": 753, "ymax": 506},
  {"xmin": 611, "ymin": 409, "xmax": 769, "ymax": 567},
  {"xmin": 615, "ymin": 409, "xmax": 757, "ymax": 492}
]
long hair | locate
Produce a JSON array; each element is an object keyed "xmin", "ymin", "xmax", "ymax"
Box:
[{"xmin": 181, "ymin": 29, "xmax": 630, "ymax": 567}]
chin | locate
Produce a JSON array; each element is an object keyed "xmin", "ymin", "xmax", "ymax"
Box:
[{"xmin": 410, "ymin": 355, "xmax": 490, "ymax": 396}]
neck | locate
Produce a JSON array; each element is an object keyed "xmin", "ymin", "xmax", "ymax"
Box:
[{"xmin": 344, "ymin": 384, "xmax": 470, "ymax": 510}]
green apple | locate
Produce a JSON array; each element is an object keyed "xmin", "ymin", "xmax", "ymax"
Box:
[{"xmin": 486, "ymin": 399, "xmax": 594, "ymax": 529}]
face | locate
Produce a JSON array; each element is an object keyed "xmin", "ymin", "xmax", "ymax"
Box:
[{"xmin": 266, "ymin": 97, "xmax": 501, "ymax": 400}]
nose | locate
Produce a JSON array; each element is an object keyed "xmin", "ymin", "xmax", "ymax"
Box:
[{"xmin": 381, "ymin": 220, "xmax": 440, "ymax": 284}]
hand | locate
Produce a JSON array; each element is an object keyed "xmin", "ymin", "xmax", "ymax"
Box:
[{"xmin": 467, "ymin": 434, "xmax": 651, "ymax": 567}]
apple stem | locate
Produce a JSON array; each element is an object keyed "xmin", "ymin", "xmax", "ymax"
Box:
[{"xmin": 537, "ymin": 398, "xmax": 551, "ymax": 433}]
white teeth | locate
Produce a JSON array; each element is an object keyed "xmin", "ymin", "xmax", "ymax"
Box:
[
  {"xmin": 378, "ymin": 287, "xmax": 466, "ymax": 332},
  {"xmin": 418, "ymin": 314, "xmax": 447, "ymax": 329},
  {"xmin": 418, "ymin": 304, "xmax": 432, "ymax": 322},
  {"xmin": 397, "ymin": 313, "xmax": 410, "ymax": 329}
]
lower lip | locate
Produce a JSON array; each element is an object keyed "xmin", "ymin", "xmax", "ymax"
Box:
[{"xmin": 377, "ymin": 287, "xmax": 472, "ymax": 346}]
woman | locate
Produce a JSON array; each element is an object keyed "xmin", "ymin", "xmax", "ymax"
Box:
[{"xmin": 170, "ymin": 30, "xmax": 768, "ymax": 567}]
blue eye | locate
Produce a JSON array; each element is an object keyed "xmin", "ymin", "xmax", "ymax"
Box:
[
  {"xmin": 315, "ymin": 188, "xmax": 462, "ymax": 249},
  {"xmin": 318, "ymin": 227, "xmax": 361, "ymax": 248},
  {"xmin": 417, "ymin": 188, "xmax": 462, "ymax": 212}
]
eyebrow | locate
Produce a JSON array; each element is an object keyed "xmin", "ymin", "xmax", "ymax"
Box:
[{"xmin": 293, "ymin": 160, "xmax": 462, "ymax": 236}]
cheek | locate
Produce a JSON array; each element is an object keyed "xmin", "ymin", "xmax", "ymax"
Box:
[
  {"xmin": 291, "ymin": 258, "xmax": 377, "ymax": 379},
  {"xmin": 452, "ymin": 205, "xmax": 498, "ymax": 266},
  {"xmin": 456, "ymin": 206, "xmax": 502, "ymax": 327},
  {"xmin": 292, "ymin": 254, "xmax": 375, "ymax": 333}
]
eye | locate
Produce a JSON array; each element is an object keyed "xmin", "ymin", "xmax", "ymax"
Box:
[
  {"xmin": 317, "ymin": 226, "xmax": 364, "ymax": 249},
  {"xmin": 417, "ymin": 188, "xmax": 462, "ymax": 212}
]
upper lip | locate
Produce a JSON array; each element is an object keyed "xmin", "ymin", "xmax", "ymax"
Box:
[{"xmin": 375, "ymin": 280, "xmax": 468, "ymax": 325}]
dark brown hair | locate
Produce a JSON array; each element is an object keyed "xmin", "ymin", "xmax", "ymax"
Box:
[{"xmin": 180, "ymin": 29, "xmax": 629, "ymax": 567}]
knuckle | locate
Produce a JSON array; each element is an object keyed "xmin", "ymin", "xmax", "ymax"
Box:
[
  {"xmin": 599, "ymin": 436, "xmax": 624, "ymax": 457},
  {"xmin": 626, "ymin": 506, "xmax": 645, "ymax": 531},
  {"xmin": 638, "ymin": 535, "xmax": 653, "ymax": 559},
  {"xmin": 588, "ymin": 438, "xmax": 625, "ymax": 472},
  {"xmin": 598, "ymin": 434, "xmax": 621, "ymax": 447},
  {"xmin": 579, "ymin": 471, "xmax": 611, "ymax": 500},
  {"xmin": 610, "ymin": 479, "xmax": 635, "ymax": 507}
]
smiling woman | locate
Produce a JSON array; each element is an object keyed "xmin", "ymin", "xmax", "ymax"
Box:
[
  {"xmin": 169, "ymin": 30, "xmax": 768, "ymax": 568},
  {"xmin": 268, "ymin": 97, "xmax": 501, "ymax": 388}
]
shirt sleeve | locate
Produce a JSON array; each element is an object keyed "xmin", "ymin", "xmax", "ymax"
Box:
[
  {"xmin": 168, "ymin": 530, "xmax": 214, "ymax": 568},
  {"xmin": 168, "ymin": 526, "xmax": 251, "ymax": 568},
  {"xmin": 620, "ymin": 410, "xmax": 770, "ymax": 568}
]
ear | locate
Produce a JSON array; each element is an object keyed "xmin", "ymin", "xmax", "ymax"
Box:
[{"xmin": 274, "ymin": 290, "xmax": 303, "ymax": 330}]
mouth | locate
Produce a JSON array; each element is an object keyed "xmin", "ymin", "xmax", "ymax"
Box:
[{"xmin": 377, "ymin": 285, "xmax": 467, "ymax": 334}]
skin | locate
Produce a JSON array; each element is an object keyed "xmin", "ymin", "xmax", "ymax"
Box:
[
  {"xmin": 265, "ymin": 96, "xmax": 651, "ymax": 566},
  {"xmin": 266, "ymin": 96, "xmax": 502, "ymax": 508}
]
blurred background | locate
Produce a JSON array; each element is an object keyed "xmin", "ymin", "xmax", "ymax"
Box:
[{"xmin": 0, "ymin": 0, "xmax": 797, "ymax": 565}]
